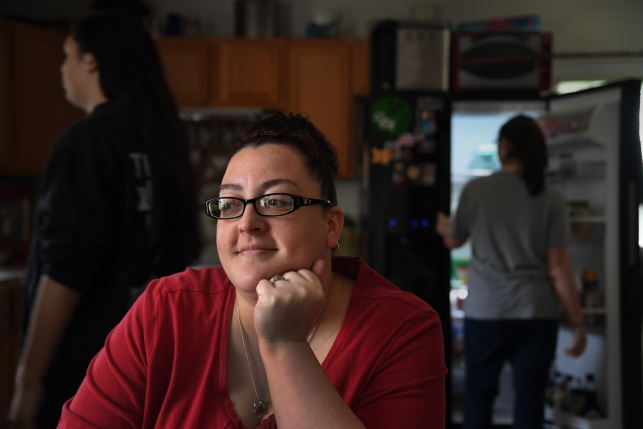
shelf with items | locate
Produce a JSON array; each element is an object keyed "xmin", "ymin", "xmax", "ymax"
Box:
[
  {"xmin": 544, "ymin": 406, "xmax": 609, "ymax": 429},
  {"xmin": 566, "ymin": 198, "xmax": 607, "ymax": 238},
  {"xmin": 548, "ymin": 158, "xmax": 606, "ymax": 182},
  {"xmin": 546, "ymin": 133, "xmax": 603, "ymax": 152},
  {"xmin": 581, "ymin": 307, "xmax": 606, "ymax": 315},
  {"xmin": 181, "ymin": 108, "xmax": 265, "ymax": 186},
  {"xmin": 567, "ymin": 216, "xmax": 606, "ymax": 240},
  {"xmin": 540, "ymin": 107, "xmax": 603, "ymax": 153}
]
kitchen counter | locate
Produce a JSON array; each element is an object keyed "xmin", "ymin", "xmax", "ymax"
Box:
[{"xmin": 0, "ymin": 267, "xmax": 26, "ymax": 284}]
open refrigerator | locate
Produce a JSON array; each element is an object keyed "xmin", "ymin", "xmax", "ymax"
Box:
[{"xmin": 450, "ymin": 80, "xmax": 643, "ymax": 428}]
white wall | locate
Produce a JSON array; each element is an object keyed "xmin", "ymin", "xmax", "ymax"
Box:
[
  {"xmin": 4, "ymin": 0, "xmax": 643, "ymax": 54},
  {"xmin": 146, "ymin": 0, "xmax": 643, "ymax": 53}
]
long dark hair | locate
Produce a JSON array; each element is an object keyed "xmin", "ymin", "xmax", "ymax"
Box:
[
  {"xmin": 72, "ymin": 13, "xmax": 201, "ymax": 272},
  {"xmin": 233, "ymin": 113, "xmax": 339, "ymax": 206},
  {"xmin": 499, "ymin": 115, "xmax": 548, "ymax": 196}
]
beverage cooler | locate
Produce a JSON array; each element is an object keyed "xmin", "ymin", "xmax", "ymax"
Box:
[
  {"xmin": 369, "ymin": 80, "xmax": 643, "ymax": 428},
  {"xmin": 367, "ymin": 91, "xmax": 454, "ymax": 419}
]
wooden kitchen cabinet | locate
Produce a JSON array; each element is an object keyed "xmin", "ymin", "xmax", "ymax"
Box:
[
  {"xmin": 287, "ymin": 40, "xmax": 354, "ymax": 180},
  {"xmin": 0, "ymin": 21, "xmax": 12, "ymax": 173},
  {"xmin": 11, "ymin": 22, "xmax": 83, "ymax": 176},
  {"xmin": 214, "ymin": 39, "xmax": 287, "ymax": 109},
  {"xmin": 350, "ymin": 39, "xmax": 371, "ymax": 97},
  {"xmin": 156, "ymin": 37, "xmax": 371, "ymax": 180},
  {"xmin": 155, "ymin": 37, "xmax": 211, "ymax": 106}
]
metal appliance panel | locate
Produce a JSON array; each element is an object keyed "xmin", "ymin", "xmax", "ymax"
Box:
[{"xmin": 395, "ymin": 27, "xmax": 450, "ymax": 91}]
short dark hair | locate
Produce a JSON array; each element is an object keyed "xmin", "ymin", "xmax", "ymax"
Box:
[
  {"xmin": 233, "ymin": 113, "xmax": 339, "ymax": 206},
  {"xmin": 499, "ymin": 115, "xmax": 548, "ymax": 196}
]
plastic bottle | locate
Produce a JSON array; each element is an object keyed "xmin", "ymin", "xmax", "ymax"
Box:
[
  {"xmin": 552, "ymin": 376, "xmax": 566, "ymax": 412},
  {"xmin": 567, "ymin": 377, "xmax": 587, "ymax": 415},
  {"xmin": 562, "ymin": 375, "xmax": 573, "ymax": 412},
  {"xmin": 583, "ymin": 373, "xmax": 602, "ymax": 419},
  {"xmin": 545, "ymin": 371, "xmax": 559, "ymax": 407}
]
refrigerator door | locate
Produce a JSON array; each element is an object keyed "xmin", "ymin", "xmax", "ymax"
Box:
[{"xmin": 543, "ymin": 80, "xmax": 642, "ymax": 429}]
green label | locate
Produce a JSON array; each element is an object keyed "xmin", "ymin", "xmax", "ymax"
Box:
[{"xmin": 370, "ymin": 97, "xmax": 412, "ymax": 138}]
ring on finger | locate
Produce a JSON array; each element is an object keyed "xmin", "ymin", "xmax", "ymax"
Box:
[{"xmin": 270, "ymin": 274, "xmax": 289, "ymax": 285}]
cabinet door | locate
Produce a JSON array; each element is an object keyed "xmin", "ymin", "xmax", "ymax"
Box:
[
  {"xmin": 156, "ymin": 37, "xmax": 210, "ymax": 106},
  {"xmin": 216, "ymin": 39, "xmax": 286, "ymax": 109},
  {"xmin": 288, "ymin": 40, "xmax": 353, "ymax": 180},
  {"xmin": 13, "ymin": 23, "xmax": 83, "ymax": 176},
  {"xmin": 0, "ymin": 21, "xmax": 11, "ymax": 173},
  {"xmin": 350, "ymin": 39, "xmax": 371, "ymax": 97}
]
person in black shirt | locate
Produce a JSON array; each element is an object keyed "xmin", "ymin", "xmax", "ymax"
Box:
[{"xmin": 8, "ymin": 13, "xmax": 201, "ymax": 429}]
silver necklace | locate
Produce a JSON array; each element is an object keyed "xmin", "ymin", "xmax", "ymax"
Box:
[{"xmin": 235, "ymin": 281, "xmax": 333, "ymax": 419}]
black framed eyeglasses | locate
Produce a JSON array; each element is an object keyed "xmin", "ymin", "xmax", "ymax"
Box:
[{"xmin": 204, "ymin": 193, "xmax": 331, "ymax": 220}]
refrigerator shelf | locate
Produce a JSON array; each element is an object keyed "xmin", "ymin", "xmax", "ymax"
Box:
[
  {"xmin": 452, "ymin": 169, "xmax": 495, "ymax": 178},
  {"xmin": 545, "ymin": 406, "xmax": 610, "ymax": 429},
  {"xmin": 547, "ymin": 133, "xmax": 603, "ymax": 152},
  {"xmin": 548, "ymin": 158, "xmax": 607, "ymax": 182},
  {"xmin": 568, "ymin": 216, "xmax": 606, "ymax": 223},
  {"xmin": 582, "ymin": 308, "xmax": 606, "ymax": 315}
]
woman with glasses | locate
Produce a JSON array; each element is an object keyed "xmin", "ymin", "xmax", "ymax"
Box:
[
  {"xmin": 9, "ymin": 12, "xmax": 200, "ymax": 429},
  {"xmin": 58, "ymin": 113, "xmax": 447, "ymax": 429},
  {"xmin": 436, "ymin": 115, "xmax": 586, "ymax": 429}
]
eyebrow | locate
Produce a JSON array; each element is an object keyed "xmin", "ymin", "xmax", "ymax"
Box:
[{"xmin": 219, "ymin": 178, "xmax": 301, "ymax": 193}]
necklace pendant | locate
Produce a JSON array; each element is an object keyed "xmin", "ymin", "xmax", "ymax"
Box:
[{"xmin": 254, "ymin": 400, "xmax": 268, "ymax": 418}]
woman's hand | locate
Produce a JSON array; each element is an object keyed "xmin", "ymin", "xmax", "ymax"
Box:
[
  {"xmin": 435, "ymin": 212, "xmax": 451, "ymax": 238},
  {"xmin": 254, "ymin": 259, "xmax": 327, "ymax": 343},
  {"xmin": 564, "ymin": 326, "xmax": 587, "ymax": 357}
]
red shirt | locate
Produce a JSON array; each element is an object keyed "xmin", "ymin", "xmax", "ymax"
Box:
[{"xmin": 58, "ymin": 257, "xmax": 447, "ymax": 428}]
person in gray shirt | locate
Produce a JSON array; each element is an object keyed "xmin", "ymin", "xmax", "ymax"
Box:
[{"xmin": 436, "ymin": 116, "xmax": 586, "ymax": 429}]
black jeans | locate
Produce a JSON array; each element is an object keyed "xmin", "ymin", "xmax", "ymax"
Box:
[{"xmin": 463, "ymin": 319, "xmax": 558, "ymax": 429}]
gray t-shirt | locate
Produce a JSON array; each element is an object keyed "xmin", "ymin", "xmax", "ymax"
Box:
[{"xmin": 450, "ymin": 171, "xmax": 568, "ymax": 320}]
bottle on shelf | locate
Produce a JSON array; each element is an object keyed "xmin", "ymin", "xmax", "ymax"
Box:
[
  {"xmin": 552, "ymin": 376, "xmax": 566, "ymax": 412},
  {"xmin": 568, "ymin": 200, "xmax": 591, "ymax": 236},
  {"xmin": 583, "ymin": 373, "xmax": 602, "ymax": 419},
  {"xmin": 567, "ymin": 377, "xmax": 587, "ymax": 415},
  {"xmin": 581, "ymin": 268, "xmax": 605, "ymax": 327},
  {"xmin": 545, "ymin": 371, "xmax": 559, "ymax": 407},
  {"xmin": 562, "ymin": 375, "xmax": 574, "ymax": 412},
  {"xmin": 581, "ymin": 269, "xmax": 602, "ymax": 308}
]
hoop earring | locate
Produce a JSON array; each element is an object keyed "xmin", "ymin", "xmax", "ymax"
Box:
[{"xmin": 334, "ymin": 241, "xmax": 340, "ymax": 251}]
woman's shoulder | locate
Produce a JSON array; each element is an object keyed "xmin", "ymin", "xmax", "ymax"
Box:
[
  {"xmin": 50, "ymin": 102, "xmax": 134, "ymax": 155},
  {"xmin": 460, "ymin": 173, "xmax": 497, "ymax": 194}
]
